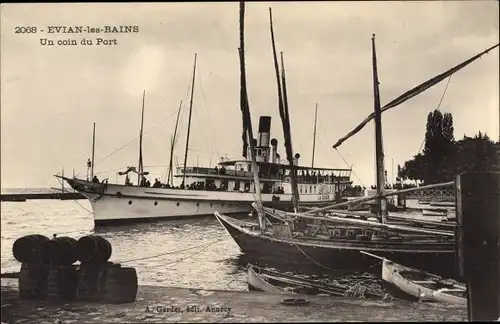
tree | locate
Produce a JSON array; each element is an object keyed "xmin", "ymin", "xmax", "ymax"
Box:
[
  {"xmin": 400, "ymin": 110, "xmax": 498, "ymax": 184},
  {"xmin": 420, "ymin": 110, "xmax": 456, "ymax": 183}
]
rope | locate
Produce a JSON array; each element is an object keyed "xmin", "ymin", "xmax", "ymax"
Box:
[
  {"xmin": 417, "ymin": 75, "xmax": 453, "ymax": 154},
  {"xmin": 314, "ymin": 117, "xmax": 364, "ymax": 186},
  {"xmin": 74, "ymin": 199, "xmax": 93, "ymax": 215},
  {"xmin": 118, "ymin": 233, "xmax": 243, "ymax": 264},
  {"xmin": 54, "ymin": 176, "xmax": 94, "ymax": 215},
  {"xmin": 292, "ymin": 242, "xmax": 378, "ymax": 273},
  {"xmin": 91, "ymin": 109, "xmax": 179, "ymax": 168},
  {"xmin": 333, "ymin": 147, "xmax": 365, "ymax": 187},
  {"xmin": 197, "ymin": 59, "xmax": 222, "ymax": 160}
]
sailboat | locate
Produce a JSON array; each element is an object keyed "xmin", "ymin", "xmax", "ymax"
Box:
[
  {"xmin": 215, "ymin": 2, "xmax": 499, "ymax": 279},
  {"xmin": 55, "ymin": 51, "xmax": 353, "ymax": 226}
]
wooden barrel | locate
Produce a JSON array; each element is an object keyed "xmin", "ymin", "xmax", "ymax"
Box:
[
  {"xmin": 18, "ymin": 263, "xmax": 48, "ymax": 300},
  {"xmin": 46, "ymin": 265, "xmax": 78, "ymax": 300},
  {"xmin": 104, "ymin": 267, "xmax": 138, "ymax": 304},
  {"xmin": 76, "ymin": 263, "xmax": 111, "ymax": 301},
  {"xmin": 76, "ymin": 235, "xmax": 112, "ymax": 265},
  {"xmin": 46, "ymin": 237, "xmax": 78, "ymax": 265},
  {"xmin": 12, "ymin": 235, "xmax": 50, "ymax": 264}
]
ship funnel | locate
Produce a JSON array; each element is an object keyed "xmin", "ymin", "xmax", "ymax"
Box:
[
  {"xmin": 270, "ymin": 138, "xmax": 278, "ymax": 163},
  {"xmin": 258, "ymin": 116, "xmax": 271, "ymax": 148}
]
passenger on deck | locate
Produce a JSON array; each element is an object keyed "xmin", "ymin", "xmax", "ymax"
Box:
[
  {"xmin": 140, "ymin": 177, "xmax": 147, "ymax": 187},
  {"xmin": 92, "ymin": 175, "xmax": 100, "ymax": 183},
  {"xmin": 220, "ymin": 166, "xmax": 226, "ymax": 175},
  {"xmin": 153, "ymin": 178, "xmax": 162, "ymax": 188},
  {"xmin": 125, "ymin": 175, "xmax": 132, "ymax": 186},
  {"xmin": 145, "ymin": 179, "xmax": 151, "ymax": 187}
]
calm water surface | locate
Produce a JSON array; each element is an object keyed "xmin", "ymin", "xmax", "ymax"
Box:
[
  {"xmin": 0, "ymin": 195, "xmax": 453, "ymax": 292},
  {"xmin": 1, "ymin": 199, "xmax": 247, "ymax": 291}
]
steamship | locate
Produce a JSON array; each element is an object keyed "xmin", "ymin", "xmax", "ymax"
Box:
[{"xmin": 57, "ymin": 116, "xmax": 353, "ymax": 226}]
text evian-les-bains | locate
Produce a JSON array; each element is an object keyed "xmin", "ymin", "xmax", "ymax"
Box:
[{"xmin": 47, "ymin": 26, "xmax": 139, "ymax": 34}]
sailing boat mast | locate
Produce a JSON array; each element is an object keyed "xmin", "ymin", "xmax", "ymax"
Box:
[
  {"xmin": 371, "ymin": 34, "xmax": 388, "ymax": 222},
  {"xmin": 182, "ymin": 54, "xmax": 197, "ymax": 188},
  {"xmin": 167, "ymin": 100, "xmax": 183, "ymax": 186},
  {"xmin": 312, "ymin": 103, "xmax": 318, "ymax": 168},
  {"xmin": 239, "ymin": 1, "xmax": 265, "ymax": 229},
  {"xmin": 137, "ymin": 90, "xmax": 146, "ymax": 185},
  {"xmin": 279, "ymin": 52, "xmax": 300, "ymax": 212},
  {"xmin": 269, "ymin": 7, "xmax": 299, "ymax": 212},
  {"xmin": 91, "ymin": 122, "xmax": 96, "ymax": 180}
]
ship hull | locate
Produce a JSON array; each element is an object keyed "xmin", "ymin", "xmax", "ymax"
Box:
[
  {"xmin": 215, "ymin": 213, "xmax": 457, "ymax": 279},
  {"xmin": 61, "ymin": 177, "xmax": 345, "ymax": 226}
]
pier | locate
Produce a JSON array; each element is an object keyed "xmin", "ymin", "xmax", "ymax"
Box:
[{"xmin": 0, "ymin": 192, "xmax": 85, "ymax": 202}]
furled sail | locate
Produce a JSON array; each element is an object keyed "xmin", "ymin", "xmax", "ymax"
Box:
[{"xmin": 332, "ymin": 43, "xmax": 499, "ymax": 149}]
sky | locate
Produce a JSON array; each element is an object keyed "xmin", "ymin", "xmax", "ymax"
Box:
[{"xmin": 1, "ymin": 1, "xmax": 499, "ymax": 189}]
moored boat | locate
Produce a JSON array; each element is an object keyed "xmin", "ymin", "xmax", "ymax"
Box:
[
  {"xmin": 248, "ymin": 264, "xmax": 377, "ymax": 297},
  {"xmin": 216, "ymin": 211, "xmax": 457, "ymax": 278},
  {"xmin": 365, "ymin": 252, "xmax": 466, "ymax": 305},
  {"xmin": 57, "ymin": 137, "xmax": 353, "ymax": 226}
]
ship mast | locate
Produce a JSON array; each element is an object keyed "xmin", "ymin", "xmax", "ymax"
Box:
[
  {"xmin": 91, "ymin": 122, "xmax": 96, "ymax": 180},
  {"xmin": 167, "ymin": 100, "xmax": 183, "ymax": 186},
  {"xmin": 182, "ymin": 54, "xmax": 197, "ymax": 189},
  {"xmin": 269, "ymin": 7, "xmax": 299, "ymax": 212},
  {"xmin": 137, "ymin": 90, "xmax": 146, "ymax": 185},
  {"xmin": 239, "ymin": 1, "xmax": 265, "ymax": 229},
  {"xmin": 312, "ymin": 103, "xmax": 318, "ymax": 168},
  {"xmin": 371, "ymin": 34, "xmax": 388, "ymax": 222},
  {"xmin": 279, "ymin": 52, "xmax": 300, "ymax": 212}
]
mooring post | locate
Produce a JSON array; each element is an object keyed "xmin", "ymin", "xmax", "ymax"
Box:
[{"xmin": 455, "ymin": 171, "xmax": 500, "ymax": 321}]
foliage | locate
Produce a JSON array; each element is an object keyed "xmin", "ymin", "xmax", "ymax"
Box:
[{"xmin": 398, "ymin": 110, "xmax": 500, "ymax": 184}]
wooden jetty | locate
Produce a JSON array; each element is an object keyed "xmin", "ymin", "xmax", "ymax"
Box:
[{"xmin": 1, "ymin": 191, "xmax": 85, "ymax": 201}]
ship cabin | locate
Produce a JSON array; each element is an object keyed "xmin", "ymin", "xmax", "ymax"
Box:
[{"xmin": 174, "ymin": 116, "xmax": 352, "ymax": 195}]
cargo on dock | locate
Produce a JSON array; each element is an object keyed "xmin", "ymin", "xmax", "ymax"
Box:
[{"xmin": 1, "ymin": 278, "xmax": 467, "ymax": 323}]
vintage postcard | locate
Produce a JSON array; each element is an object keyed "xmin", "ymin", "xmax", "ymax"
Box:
[{"xmin": 1, "ymin": 1, "xmax": 499, "ymax": 323}]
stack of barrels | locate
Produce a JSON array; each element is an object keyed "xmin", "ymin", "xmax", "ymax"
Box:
[
  {"xmin": 13, "ymin": 235, "xmax": 50, "ymax": 299},
  {"xmin": 12, "ymin": 234, "xmax": 138, "ymax": 304}
]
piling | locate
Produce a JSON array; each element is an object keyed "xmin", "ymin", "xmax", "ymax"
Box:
[{"xmin": 455, "ymin": 171, "xmax": 500, "ymax": 321}]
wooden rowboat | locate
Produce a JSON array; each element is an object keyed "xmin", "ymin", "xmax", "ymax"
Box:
[
  {"xmin": 247, "ymin": 264, "xmax": 349, "ymax": 297},
  {"xmin": 247, "ymin": 265, "xmax": 294, "ymax": 295},
  {"xmin": 362, "ymin": 251, "xmax": 466, "ymax": 305},
  {"xmin": 247, "ymin": 264, "xmax": 386, "ymax": 298}
]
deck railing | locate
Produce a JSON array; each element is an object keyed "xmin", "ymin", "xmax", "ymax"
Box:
[{"xmin": 177, "ymin": 166, "xmax": 351, "ymax": 184}]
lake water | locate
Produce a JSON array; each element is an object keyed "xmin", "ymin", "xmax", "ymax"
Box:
[
  {"xmin": 1, "ymin": 199, "xmax": 248, "ymax": 291},
  {"xmin": 0, "ymin": 193, "xmax": 453, "ymax": 293}
]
